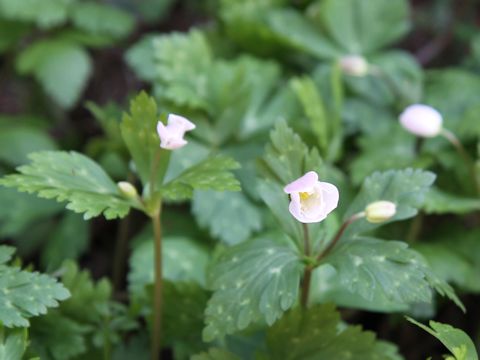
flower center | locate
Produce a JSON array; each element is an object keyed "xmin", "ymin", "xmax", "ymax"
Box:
[{"xmin": 299, "ymin": 192, "xmax": 310, "ymax": 201}]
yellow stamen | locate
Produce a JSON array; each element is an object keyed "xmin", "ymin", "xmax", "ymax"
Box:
[{"xmin": 299, "ymin": 192, "xmax": 310, "ymax": 201}]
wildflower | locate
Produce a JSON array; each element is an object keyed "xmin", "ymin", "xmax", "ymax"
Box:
[
  {"xmin": 339, "ymin": 55, "xmax": 369, "ymax": 77},
  {"xmin": 399, "ymin": 104, "xmax": 443, "ymax": 138},
  {"xmin": 284, "ymin": 171, "xmax": 339, "ymax": 223},
  {"xmin": 157, "ymin": 114, "xmax": 195, "ymax": 150},
  {"xmin": 364, "ymin": 201, "xmax": 396, "ymax": 223}
]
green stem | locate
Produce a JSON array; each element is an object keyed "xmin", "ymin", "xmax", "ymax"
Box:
[
  {"xmin": 151, "ymin": 207, "xmax": 163, "ymax": 360},
  {"xmin": 300, "ymin": 223, "xmax": 312, "ymax": 308},
  {"xmin": 441, "ymin": 129, "xmax": 480, "ymax": 196},
  {"xmin": 406, "ymin": 213, "xmax": 423, "ymax": 243},
  {"xmin": 316, "ymin": 213, "xmax": 364, "ymax": 262}
]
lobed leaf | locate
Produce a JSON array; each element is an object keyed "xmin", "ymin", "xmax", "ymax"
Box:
[
  {"xmin": 0, "ymin": 246, "xmax": 70, "ymax": 328},
  {"xmin": 192, "ymin": 190, "xmax": 262, "ymax": 245},
  {"xmin": 203, "ymin": 238, "xmax": 303, "ymax": 341},
  {"xmin": 265, "ymin": 304, "xmax": 402, "ymax": 360},
  {"xmin": 0, "ymin": 151, "xmax": 131, "ymax": 220},
  {"xmin": 161, "ymin": 155, "xmax": 240, "ymax": 201}
]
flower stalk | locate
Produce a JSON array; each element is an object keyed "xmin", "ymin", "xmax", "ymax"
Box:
[
  {"xmin": 151, "ymin": 207, "xmax": 163, "ymax": 360},
  {"xmin": 300, "ymin": 223, "xmax": 312, "ymax": 308}
]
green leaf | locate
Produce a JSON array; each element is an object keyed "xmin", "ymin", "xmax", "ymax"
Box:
[
  {"xmin": 129, "ymin": 236, "xmax": 210, "ymax": 305},
  {"xmin": 0, "ymin": 329, "xmax": 28, "ymax": 360},
  {"xmin": 30, "ymin": 312, "xmax": 89, "ymax": 360},
  {"xmin": 308, "ymin": 0, "xmax": 410, "ymax": 54},
  {"xmin": 0, "ymin": 125, "xmax": 57, "ymax": 167},
  {"xmin": 262, "ymin": 121, "xmax": 323, "ymax": 185},
  {"xmin": 407, "ymin": 318, "xmax": 478, "ymax": 360},
  {"xmin": 423, "ymin": 188, "xmax": 480, "ymax": 214},
  {"xmin": 0, "ymin": 0, "xmax": 71, "ymax": 28},
  {"xmin": 153, "ymin": 30, "xmax": 213, "ymax": 110},
  {"xmin": 192, "ymin": 348, "xmax": 240, "ymax": 360},
  {"xmin": 192, "ymin": 190, "xmax": 262, "ymax": 245},
  {"xmin": 0, "ymin": 151, "xmax": 132, "ymax": 220},
  {"xmin": 125, "ymin": 34, "xmax": 160, "ymax": 82},
  {"xmin": 70, "ymin": 2, "xmax": 134, "ymax": 39},
  {"xmin": 322, "ymin": 237, "xmax": 463, "ymax": 311},
  {"xmin": 344, "ymin": 169, "xmax": 435, "ymax": 238},
  {"xmin": 16, "ymin": 39, "xmax": 92, "ymax": 109},
  {"xmin": 0, "ymin": 20, "xmax": 29, "ymax": 53},
  {"xmin": 291, "ymin": 76, "xmax": 329, "ymax": 153},
  {"xmin": 0, "ymin": 246, "xmax": 70, "ymax": 327},
  {"xmin": 265, "ymin": 304, "xmax": 402, "ymax": 360},
  {"xmin": 161, "ymin": 155, "xmax": 240, "ymax": 201},
  {"xmin": 40, "ymin": 212, "xmax": 90, "ymax": 271},
  {"xmin": 164, "ymin": 281, "xmax": 209, "ymax": 358},
  {"xmin": 120, "ymin": 92, "xmax": 171, "ymax": 188},
  {"xmin": 0, "ymin": 187, "xmax": 62, "ymax": 237},
  {"xmin": 203, "ymin": 238, "xmax": 303, "ymax": 341}
]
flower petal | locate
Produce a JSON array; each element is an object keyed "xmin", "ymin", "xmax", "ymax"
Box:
[
  {"xmin": 168, "ymin": 114, "xmax": 196, "ymax": 131},
  {"xmin": 284, "ymin": 171, "xmax": 318, "ymax": 194},
  {"xmin": 319, "ymin": 182, "xmax": 339, "ymax": 215}
]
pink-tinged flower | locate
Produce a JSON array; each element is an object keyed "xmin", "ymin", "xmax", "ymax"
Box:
[
  {"xmin": 284, "ymin": 171, "xmax": 339, "ymax": 223},
  {"xmin": 399, "ymin": 104, "xmax": 443, "ymax": 138},
  {"xmin": 339, "ymin": 55, "xmax": 369, "ymax": 77},
  {"xmin": 157, "ymin": 114, "xmax": 196, "ymax": 150}
]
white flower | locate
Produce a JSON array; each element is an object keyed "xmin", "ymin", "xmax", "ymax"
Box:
[
  {"xmin": 399, "ymin": 104, "xmax": 443, "ymax": 138},
  {"xmin": 157, "ymin": 114, "xmax": 195, "ymax": 150},
  {"xmin": 284, "ymin": 171, "xmax": 339, "ymax": 223},
  {"xmin": 365, "ymin": 201, "xmax": 396, "ymax": 223}
]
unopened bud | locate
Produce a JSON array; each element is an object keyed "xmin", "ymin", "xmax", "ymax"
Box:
[
  {"xmin": 117, "ymin": 181, "xmax": 138, "ymax": 199},
  {"xmin": 365, "ymin": 201, "xmax": 396, "ymax": 223},
  {"xmin": 339, "ymin": 55, "xmax": 369, "ymax": 77},
  {"xmin": 399, "ymin": 104, "xmax": 443, "ymax": 138}
]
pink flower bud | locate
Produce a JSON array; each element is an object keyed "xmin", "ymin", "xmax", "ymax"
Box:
[
  {"xmin": 399, "ymin": 104, "xmax": 443, "ymax": 138},
  {"xmin": 157, "ymin": 114, "xmax": 196, "ymax": 150},
  {"xmin": 364, "ymin": 201, "xmax": 396, "ymax": 223},
  {"xmin": 339, "ymin": 55, "xmax": 369, "ymax": 77},
  {"xmin": 284, "ymin": 171, "xmax": 339, "ymax": 223}
]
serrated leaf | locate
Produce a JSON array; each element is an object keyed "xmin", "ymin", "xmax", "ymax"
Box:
[
  {"xmin": 343, "ymin": 169, "xmax": 435, "ymax": 238},
  {"xmin": 0, "ymin": 248, "xmax": 70, "ymax": 327},
  {"xmin": 407, "ymin": 318, "xmax": 478, "ymax": 360},
  {"xmin": 0, "ymin": 151, "xmax": 131, "ymax": 220},
  {"xmin": 120, "ymin": 92, "xmax": 171, "ymax": 188},
  {"xmin": 16, "ymin": 39, "xmax": 92, "ymax": 108},
  {"xmin": 70, "ymin": 2, "xmax": 134, "ymax": 39},
  {"xmin": 161, "ymin": 155, "xmax": 240, "ymax": 201},
  {"xmin": 203, "ymin": 238, "xmax": 303, "ymax": 341},
  {"xmin": 192, "ymin": 190, "xmax": 262, "ymax": 245},
  {"xmin": 322, "ymin": 237, "xmax": 463, "ymax": 311},
  {"xmin": 0, "ymin": 246, "xmax": 15, "ymax": 265},
  {"xmin": 262, "ymin": 121, "xmax": 323, "ymax": 184},
  {"xmin": 153, "ymin": 30, "xmax": 212, "ymax": 110},
  {"xmin": 192, "ymin": 348, "xmax": 240, "ymax": 360},
  {"xmin": 0, "ymin": 0, "xmax": 71, "ymax": 28},
  {"xmin": 265, "ymin": 304, "xmax": 402, "ymax": 360},
  {"xmin": 0, "ymin": 329, "xmax": 27, "ymax": 360},
  {"xmin": 423, "ymin": 188, "xmax": 480, "ymax": 214}
]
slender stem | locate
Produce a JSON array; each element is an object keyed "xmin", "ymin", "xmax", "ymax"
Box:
[
  {"xmin": 316, "ymin": 213, "xmax": 364, "ymax": 262},
  {"xmin": 113, "ymin": 213, "xmax": 131, "ymax": 291},
  {"xmin": 300, "ymin": 223, "xmax": 312, "ymax": 308},
  {"xmin": 151, "ymin": 208, "xmax": 163, "ymax": 360},
  {"xmin": 406, "ymin": 213, "xmax": 423, "ymax": 243},
  {"xmin": 441, "ymin": 129, "xmax": 480, "ymax": 195}
]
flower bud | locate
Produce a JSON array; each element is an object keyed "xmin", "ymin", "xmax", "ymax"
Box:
[
  {"xmin": 365, "ymin": 201, "xmax": 396, "ymax": 223},
  {"xmin": 339, "ymin": 55, "xmax": 369, "ymax": 77},
  {"xmin": 399, "ymin": 104, "xmax": 443, "ymax": 138},
  {"xmin": 117, "ymin": 181, "xmax": 138, "ymax": 199}
]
